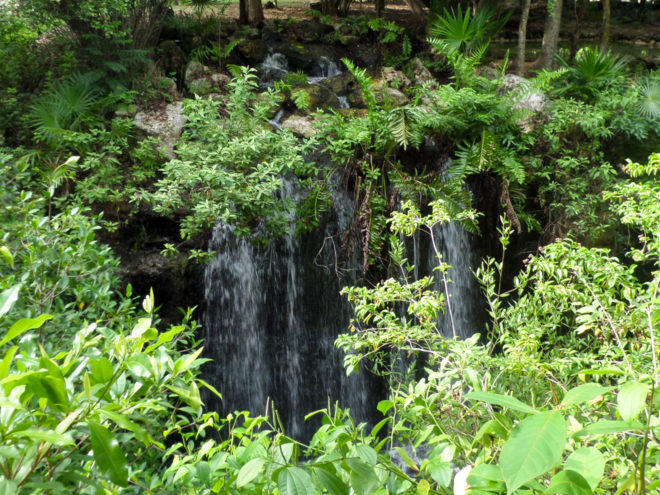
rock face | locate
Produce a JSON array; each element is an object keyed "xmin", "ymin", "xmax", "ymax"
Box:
[
  {"xmin": 499, "ymin": 74, "xmax": 550, "ymax": 133},
  {"xmin": 281, "ymin": 114, "xmax": 317, "ymax": 138},
  {"xmin": 292, "ymin": 84, "xmax": 339, "ymax": 111},
  {"xmin": 410, "ymin": 58, "xmax": 438, "ymax": 89},
  {"xmin": 381, "ymin": 67, "xmax": 412, "ymax": 90},
  {"xmin": 134, "ymin": 101, "xmax": 186, "ymax": 159},
  {"xmin": 184, "ymin": 61, "xmax": 231, "ymax": 95}
]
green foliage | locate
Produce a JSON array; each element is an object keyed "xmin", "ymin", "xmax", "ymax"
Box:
[
  {"xmin": 145, "ymin": 67, "xmax": 319, "ymax": 240},
  {"xmin": 29, "ymin": 73, "xmax": 102, "ymax": 148},
  {"xmin": 428, "ymin": 6, "xmax": 505, "ymax": 56},
  {"xmin": 556, "ymin": 47, "xmax": 628, "ymax": 100}
]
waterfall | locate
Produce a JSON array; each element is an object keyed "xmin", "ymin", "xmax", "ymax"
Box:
[
  {"xmin": 203, "ymin": 176, "xmax": 379, "ymax": 440},
  {"xmin": 432, "ymin": 221, "xmax": 480, "ymax": 339}
]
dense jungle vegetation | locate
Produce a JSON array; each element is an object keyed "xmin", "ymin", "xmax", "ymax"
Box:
[{"xmin": 1, "ymin": 0, "xmax": 659, "ymax": 492}]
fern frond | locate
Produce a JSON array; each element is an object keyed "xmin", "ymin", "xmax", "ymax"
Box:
[{"xmin": 388, "ymin": 107, "xmax": 423, "ymax": 150}]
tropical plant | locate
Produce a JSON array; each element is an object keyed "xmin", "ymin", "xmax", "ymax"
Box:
[
  {"xmin": 428, "ymin": 6, "xmax": 508, "ymax": 56},
  {"xmin": 29, "ymin": 73, "xmax": 102, "ymax": 148},
  {"xmin": 556, "ymin": 46, "xmax": 628, "ymax": 100},
  {"xmin": 636, "ymin": 76, "xmax": 660, "ymax": 119}
]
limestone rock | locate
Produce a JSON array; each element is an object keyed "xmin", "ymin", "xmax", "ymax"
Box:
[
  {"xmin": 499, "ymin": 74, "xmax": 550, "ymax": 133},
  {"xmin": 381, "ymin": 67, "xmax": 411, "ymax": 90},
  {"xmin": 281, "ymin": 114, "xmax": 317, "ymax": 138},
  {"xmin": 134, "ymin": 101, "xmax": 186, "ymax": 159},
  {"xmin": 184, "ymin": 61, "xmax": 231, "ymax": 95},
  {"xmin": 410, "ymin": 58, "xmax": 438, "ymax": 89}
]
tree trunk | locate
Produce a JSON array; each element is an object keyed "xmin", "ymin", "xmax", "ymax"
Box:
[
  {"xmin": 538, "ymin": 0, "xmax": 563, "ymax": 70},
  {"xmin": 375, "ymin": 0, "xmax": 385, "ymax": 17},
  {"xmin": 404, "ymin": 0, "xmax": 426, "ymax": 19},
  {"xmin": 570, "ymin": 0, "xmax": 587, "ymax": 59},
  {"xmin": 239, "ymin": 0, "xmax": 248, "ymax": 24},
  {"xmin": 600, "ymin": 0, "xmax": 610, "ymax": 50},
  {"xmin": 247, "ymin": 0, "xmax": 264, "ymax": 24},
  {"xmin": 516, "ymin": 0, "xmax": 532, "ymax": 75}
]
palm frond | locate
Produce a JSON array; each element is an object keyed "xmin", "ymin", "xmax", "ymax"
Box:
[{"xmin": 637, "ymin": 78, "xmax": 660, "ymax": 119}]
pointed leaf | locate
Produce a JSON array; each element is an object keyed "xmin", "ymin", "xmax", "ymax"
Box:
[
  {"xmin": 545, "ymin": 470, "xmax": 593, "ymax": 495},
  {"xmin": 617, "ymin": 382, "xmax": 649, "ymax": 422},
  {"xmin": 0, "ymin": 285, "xmax": 20, "ymax": 318},
  {"xmin": 88, "ymin": 421, "xmax": 128, "ymax": 487},
  {"xmin": 236, "ymin": 458, "xmax": 266, "ymax": 487},
  {"xmin": 564, "ymin": 448, "xmax": 605, "ymax": 491},
  {"xmin": 312, "ymin": 468, "xmax": 349, "ymax": 495},
  {"xmin": 278, "ymin": 467, "xmax": 314, "ymax": 495},
  {"xmin": 500, "ymin": 411, "xmax": 566, "ymax": 494},
  {"xmin": 466, "ymin": 391, "xmax": 538, "ymax": 414},
  {"xmin": 572, "ymin": 420, "xmax": 643, "ymax": 437},
  {"xmin": 1, "ymin": 314, "xmax": 53, "ymax": 347},
  {"xmin": 561, "ymin": 384, "xmax": 613, "ymax": 407}
]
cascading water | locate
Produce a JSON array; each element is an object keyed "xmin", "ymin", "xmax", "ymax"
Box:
[{"xmin": 203, "ymin": 176, "xmax": 379, "ymax": 440}]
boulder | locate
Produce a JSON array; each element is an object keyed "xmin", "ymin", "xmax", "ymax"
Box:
[
  {"xmin": 499, "ymin": 74, "xmax": 550, "ymax": 133},
  {"xmin": 134, "ymin": 101, "xmax": 186, "ymax": 160},
  {"xmin": 276, "ymin": 42, "xmax": 313, "ymax": 71},
  {"xmin": 381, "ymin": 67, "xmax": 411, "ymax": 90},
  {"xmin": 184, "ymin": 61, "xmax": 231, "ymax": 95},
  {"xmin": 238, "ymin": 38, "xmax": 267, "ymax": 65},
  {"xmin": 157, "ymin": 40, "xmax": 187, "ymax": 76},
  {"xmin": 323, "ymin": 71, "xmax": 359, "ymax": 95},
  {"xmin": 184, "ymin": 61, "xmax": 205, "ymax": 87},
  {"xmin": 410, "ymin": 57, "xmax": 438, "ymax": 89},
  {"xmin": 281, "ymin": 114, "xmax": 317, "ymax": 138},
  {"xmin": 292, "ymin": 84, "xmax": 339, "ymax": 111}
]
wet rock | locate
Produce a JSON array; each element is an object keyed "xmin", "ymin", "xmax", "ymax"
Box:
[
  {"xmin": 134, "ymin": 101, "xmax": 186, "ymax": 160},
  {"xmin": 281, "ymin": 114, "xmax": 318, "ymax": 138},
  {"xmin": 292, "ymin": 83, "xmax": 339, "ymax": 111},
  {"xmin": 324, "ymin": 71, "xmax": 359, "ymax": 95},
  {"xmin": 276, "ymin": 41, "xmax": 313, "ymax": 70},
  {"xmin": 238, "ymin": 38, "xmax": 268, "ymax": 65}
]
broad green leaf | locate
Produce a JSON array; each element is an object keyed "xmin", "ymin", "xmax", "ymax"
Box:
[
  {"xmin": 0, "ymin": 346, "xmax": 18, "ymax": 379},
  {"xmin": 312, "ymin": 468, "xmax": 349, "ymax": 495},
  {"xmin": 90, "ymin": 357, "xmax": 114, "ymax": 384},
  {"xmin": 466, "ymin": 391, "xmax": 538, "ymax": 414},
  {"xmin": 429, "ymin": 462, "xmax": 452, "ymax": 487},
  {"xmin": 545, "ymin": 470, "xmax": 593, "ymax": 495},
  {"xmin": 354, "ymin": 444, "xmax": 378, "ymax": 466},
  {"xmin": 417, "ymin": 479, "xmax": 430, "ymax": 495},
  {"xmin": 236, "ymin": 457, "xmax": 266, "ymax": 487},
  {"xmin": 0, "ymin": 285, "xmax": 20, "ymax": 318},
  {"xmin": 564, "ymin": 448, "xmax": 605, "ymax": 490},
  {"xmin": 278, "ymin": 467, "xmax": 314, "ymax": 495},
  {"xmin": 88, "ymin": 421, "xmax": 128, "ymax": 487},
  {"xmin": 500, "ymin": 411, "xmax": 566, "ymax": 494},
  {"xmin": 395, "ymin": 447, "xmax": 418, "ymax": 472},
  {"xmin": 377, "ymin": 399, "xmax": 394, "ymax": 414},
  {"xmin": 0, "ymin": 314, "xmax": 53, "ymax": 347},
  {"xmin": 129, "ymin": 317, "xmax": 152, "ymax": 340},
  {"xmin": 0, "ymin": 247, "xmax": 12, "ymax": 268},
  {"xmin": 467, "ymin": 464, "xmax": 505, "ymax": 490},
  {"xmin": 343, "ymin": 458, "xmax": 380, "ymax": 495},
  {"xmin": 561, "ymin": 384, "xmax": 612, "ymax": 407},
  {"xmin": 0, "ymin": 480, "xmax": 17, "ymax": 494},
  {"xmin": 12, "ymin": 429, "xmax": 74, "ymax": 446},
  {"xmin": 572, "ymin": 420, "xmax": 644, "ymax": 437},
  {"xmin": 166, "ymin": 382, "xmax": 202, "ymax": 409},
  {"xmin": 617, "ymin": 382, "xmax": 649, "ymax": 422}
]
